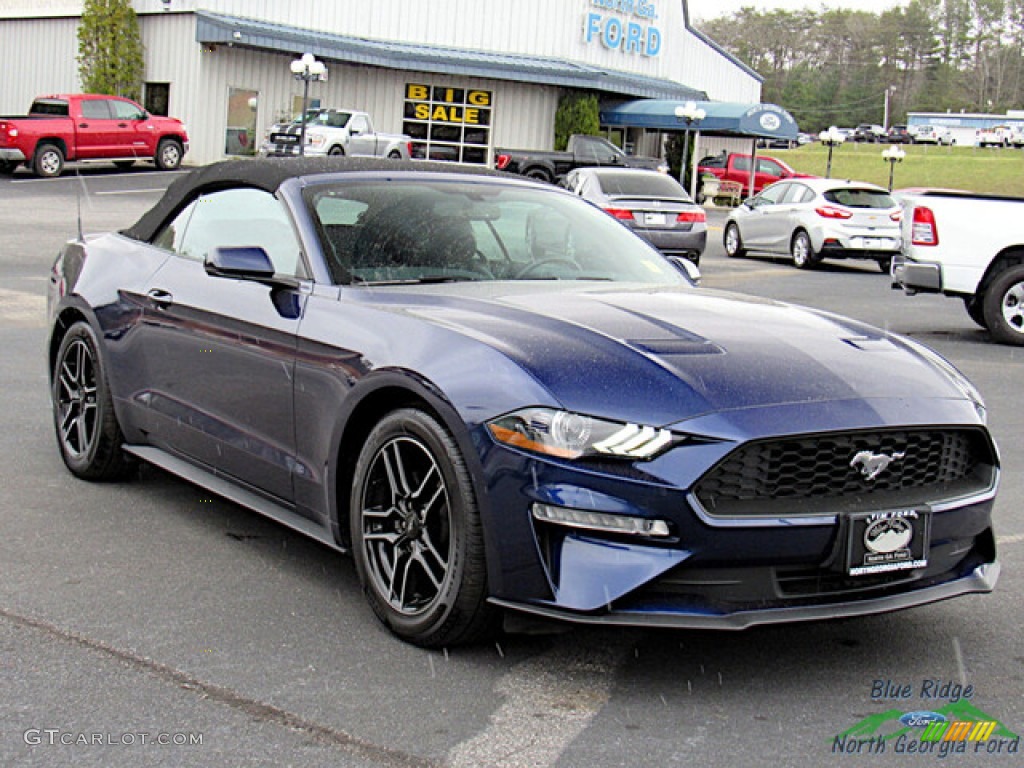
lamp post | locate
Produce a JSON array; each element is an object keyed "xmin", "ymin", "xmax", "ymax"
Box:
[
  {"xmin": 289, "ymin": 53, "xmax": 327, "ymax": 156},
  {"xmin": 818, "ymin": 126, "xmax": 846, "ymax": 178},
  {"xmin": 674, "ymin": 101, "xmax": 706, "ymax": 190},
  {"xmin": 881, "ymin": 145, "xmax": 906, "ymax": 191}
]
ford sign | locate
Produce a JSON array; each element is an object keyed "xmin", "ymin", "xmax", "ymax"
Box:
[{"xmin": 900, "ymin": 711, "xmax": 947, "ymax": 728}]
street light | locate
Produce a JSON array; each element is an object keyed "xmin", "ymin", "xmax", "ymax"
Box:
[
  {"xmin": 289, "ymin": 53, "xmax": 327, "ymax": 156},
  {"xmin": 881, "ymin": 145, "xmax": 906, "ymax": 191},
  {"xmin": 674, "ymin": 101, "xmax": 706, "ymax": 190},
  {"xmin": 818, "ymin": 126, "xmax": 845, "ymax": 178}
]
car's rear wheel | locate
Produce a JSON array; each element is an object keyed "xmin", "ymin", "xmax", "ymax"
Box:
[
  {"xmin": 387, "ymin": 150, "xmax": 402, "ymax": 159},
  {"xmin": 52, "ymin": 322, "xmax": 128, "ymax": 479},
  {"xmin": 328, "ymin": 146, "xmax": 345, "ymax": 157},
  {"xmin": 0, "ymin": 160, "xmax": 15, "ymax": 174},
  {"xmin": 33, "ymin": 143, "xmax": 64, "ymax": 178},
  {"xmin": 350, "ymin": 408, "xmax": 495, "ymax": 647},
  {"xmin": 877, "ymin": 255, "xmax": 893, "ymax": 273},
  {"xmin": 524, "ymin": 167, "xmax": 553, "ymax": 184},
  {"xmin": 791, "ymin": 230, "xmax": 818, "ymax": 269},
  {"xmin": 982, "ymin": 264, "xmax": 1024, "ymax": 345},
  {"xmin": 154, "ymin": 138, "xmax": 183, "ymax": 171},
  {"xmin": 964, "ymin": 296, "xmax": 988, "ymax": 329},
  {"xmin": 723, "ymin": 222, "xmax": 745, "ymax": 258}
]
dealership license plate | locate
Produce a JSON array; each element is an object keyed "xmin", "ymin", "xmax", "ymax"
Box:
[
  {"xmin": 854, "ymin": 236, "xmax": 897, "ymax": 250},
  {"xmin": 644, "ymin": 212, "xmax": 667, "ymax": 225},
  {"xmin": 272, "ymin": 134, "xmax": 298, "ymax": 144},
  {"xmin": 847, "ymin": 509, "xmax": 929, "ymax": 576}
]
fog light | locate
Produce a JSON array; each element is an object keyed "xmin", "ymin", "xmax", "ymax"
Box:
[{"xmin": 532, "ymin": 503, "xmax": 671, "ymax": 537}]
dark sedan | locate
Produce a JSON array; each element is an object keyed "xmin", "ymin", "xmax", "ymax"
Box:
[
  {"xmin": 48, "ymin": 158, "xmax": 999, "ymax": 647},
  {"xmin": 563, "ymin": 167, "xmax": 706, "ymax": 264}
]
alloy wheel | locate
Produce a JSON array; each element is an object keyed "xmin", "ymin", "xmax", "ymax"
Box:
[{"xmin": 56, "ymin": 338, "xmax": 98, "ymax": 459}]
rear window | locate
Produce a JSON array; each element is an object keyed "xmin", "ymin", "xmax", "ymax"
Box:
[
  {"xmin": 594, "ymin": 172, "xmax": 689, "ymax": 199},
  {"xmin": 29, "ymin": 100, "xmax": 69, "ymax": 117},
  {"xmin": 824, "ymin": 188, "xmax": 895, "ymax": 209}
]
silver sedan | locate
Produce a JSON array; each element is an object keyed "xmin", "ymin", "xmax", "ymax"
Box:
[{"xmin": 723, "ymin": 178, "xmax": 902, "ymax": 272}]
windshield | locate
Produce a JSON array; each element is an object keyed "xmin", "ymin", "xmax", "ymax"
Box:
[
  {"xmin": 292, "ymin": 110, "xmax": 351, "ymax": 128},
  {"xmin": 306, "ymin": 179, "xmax": 688, "ymax": 286}
]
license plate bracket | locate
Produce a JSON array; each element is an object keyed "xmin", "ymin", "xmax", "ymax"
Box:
[{"xmin": 846, "ymin": 509, "xmax": 929, "ymax": 576}]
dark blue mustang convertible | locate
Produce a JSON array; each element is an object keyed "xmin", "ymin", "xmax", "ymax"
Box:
[{"xmin": 47, "ymin": 158, "xmax": 999, "ymax": 646}]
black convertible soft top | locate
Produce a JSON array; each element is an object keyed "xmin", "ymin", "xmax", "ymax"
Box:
[{"xmin": 121, "ymin": 156, "xmax": 508, "ymax": 243}]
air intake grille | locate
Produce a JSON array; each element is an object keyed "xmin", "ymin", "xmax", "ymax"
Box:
[{"xmin": 694, "ymin": 428, "xmax": 995, "ymax": 518}]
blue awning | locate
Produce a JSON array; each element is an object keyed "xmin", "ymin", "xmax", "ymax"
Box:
[
  {"xmin": 196, "ymin": 12, "xmax": 706, "ymax": 101},
  {"xmin": 601, "ymin": 99, "xmax": 799, "ymax": 139}
]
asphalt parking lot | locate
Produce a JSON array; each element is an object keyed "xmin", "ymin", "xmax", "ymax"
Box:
[{"xmin": 1, "ymin": 166, "xmax": 1022, "ymax": 767}]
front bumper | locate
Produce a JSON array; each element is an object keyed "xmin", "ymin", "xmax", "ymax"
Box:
[
  {"xmin": 891, "ymin": 253, "xmax": 943, "ymax": 293},
  {"xmin": 491, "ymin": 560, "xmax": 999, "ymax": 630}
]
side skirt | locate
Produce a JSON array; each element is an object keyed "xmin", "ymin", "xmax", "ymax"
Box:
[{"xmin": 122, "ymin": 444, "xmax": 347, "ymax": 554}]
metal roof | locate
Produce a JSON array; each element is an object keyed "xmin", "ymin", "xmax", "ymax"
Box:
[
  {"xmin": 195, "ymin": 11, "xmax": 706, "ymax": 101},
  {"xmin": 601, "ymin": 99, "xmax": 799, "ymax": 139}
]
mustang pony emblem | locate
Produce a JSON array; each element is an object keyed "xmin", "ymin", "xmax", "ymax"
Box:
[{"xmin": 850, "ymin": 450, "xmax": 906, "ymax": 481}]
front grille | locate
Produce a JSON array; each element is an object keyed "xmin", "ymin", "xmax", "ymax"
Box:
[{"xmin": 694, "ymin": 428, "xmax": 995, "ymax": 518}]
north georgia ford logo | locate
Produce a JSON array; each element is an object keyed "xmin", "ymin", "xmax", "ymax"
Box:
[
  {"xmin": 759, "ymin": 113, "xmax": 781, "ymax": 132},
  {"xmin": 864, "ymin": 516, "xmax": 913, "ymax": 554}
]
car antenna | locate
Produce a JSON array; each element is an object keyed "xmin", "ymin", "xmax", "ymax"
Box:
[{"xmin": 75, "ymin": 167, "xmax": 84, "ymax": 242}]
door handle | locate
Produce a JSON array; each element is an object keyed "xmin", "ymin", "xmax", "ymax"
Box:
[
  {"xmin": 118, "ymin": 123, "xmax": 128, "ymax": 128},
  {"xmin": 79, "ymin": 123, "xmax": 89, "ymax": 128},
  {"xmin": 146, "ymin": 288, "xmax": 174, "ymax": 308}
]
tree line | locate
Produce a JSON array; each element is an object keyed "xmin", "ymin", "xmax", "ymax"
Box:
[{"xmin": 697, "ymin": 0, "xmax": 1024, "ymax": 131}]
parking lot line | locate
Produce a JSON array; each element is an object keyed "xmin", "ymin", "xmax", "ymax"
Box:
[{"xmin": 0, "ymin": 288, "xmax": 46, "ymax": 328}]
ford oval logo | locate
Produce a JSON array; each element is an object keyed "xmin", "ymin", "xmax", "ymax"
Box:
[{"xmin": 900, "ymin": 711, "xmax": 947, "ymax": 728}]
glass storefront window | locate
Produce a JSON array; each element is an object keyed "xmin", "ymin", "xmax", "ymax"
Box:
[{"xmin": 225, "ymin": 87, "xmax": 259, "ymax": 156}]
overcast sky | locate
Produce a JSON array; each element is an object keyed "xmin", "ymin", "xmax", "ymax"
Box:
[{"xmin": 690, "ymin": 0, "xmax": 908, "ymax": 22}]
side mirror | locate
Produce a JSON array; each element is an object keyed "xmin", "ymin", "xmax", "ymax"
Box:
[
  {"xmin": 205, "ymin": 246, "xmax": 298, "ymax": 290},
  {"xmin": 669, "ymin": 256, "xmax": 701, "ymax": 285}
]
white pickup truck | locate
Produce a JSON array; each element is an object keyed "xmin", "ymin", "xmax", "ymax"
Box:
[
  {"xmin": 259, "ymin": 108, "xmax": 411, "ymax": 159},
  {"xmin": 892, "ymin": 189, "xmax": 1024, "ymax": 345}
]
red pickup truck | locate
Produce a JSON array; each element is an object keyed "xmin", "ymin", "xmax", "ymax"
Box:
[
  {"xmin": 0, "ymin": 94, "xmax": 188, "ymax": 178},
  {"xmin": 697, "ymin": 152, "xmax": 815, "ymax": 196}
]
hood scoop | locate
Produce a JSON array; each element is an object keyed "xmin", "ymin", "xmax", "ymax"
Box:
[{"xmin": 629, "ymin": 338, "xmax": 725, "ymax": 356}]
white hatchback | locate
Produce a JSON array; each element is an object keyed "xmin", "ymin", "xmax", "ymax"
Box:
[{"xmin": 723, "ymin": 178, "xmax": 902, "ymax": 272}]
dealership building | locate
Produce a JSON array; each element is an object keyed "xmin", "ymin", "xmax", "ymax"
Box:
[{"xmin": 0, "ymin": 0, "xmax": 770, "ymax": 167}]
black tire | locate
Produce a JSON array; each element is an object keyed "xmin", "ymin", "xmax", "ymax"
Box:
[
  {"xmin": 791, "ymin": 230, "xmax": 818, "ymax": 269},
  {"xmin": 0, "ymin": 160, "xmax": 14, "ymax": 174},
  {"xmin": 964, "ymin": 296, "xmax": 988, "ymax": 329},
  {"xmin": 524, "ymin": 167, "xmax": 553, "ymax": 184},
  {"xmin": 349, "ymin": 408, "xmax": 496, "ymax": 647},
  {"xmin": 982, "ymin": 264, "xmax": 1024, "ymax": 345},
  {"xmin": 387, "ymin": 150, "xmax": 402, "ymax": 159},
  {"xmin": 877, "ymin": 255, "xmax": 893, "ymax": 274},
  {"xmin": 113, "ymin": 160, "xmax": 135, "ymax": 170},
  {"xmin": 52, "ymin": 322, "xmax": 128, "ymax": 480},
  {"xmin": 33, "ymin": 143, "xmax": 64, "ymax": 178},
  {"xmin": 328, "ymin": 145, "xmax": 345, "ymax": 157},
  {"xmin": 154, "ymin": 138, "xmax": 183, "ymax": 171},
  {"xmin": 723, "ymin": 222, "xmax": 745, "ymax": 258}
]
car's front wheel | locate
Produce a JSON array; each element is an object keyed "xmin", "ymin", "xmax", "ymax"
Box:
[
  {"xmin": 52, "ymin": 321, "xmax": 128, "ymax": 479},
  {"xmin": 982, "ymin": 264, "xmax": 1024, "ymax": 345},
  {"xmin": 350, "ymin": 408, "xmax": 496, "ymax": 647},
  {"xmin": 154, "ymin": 138, "xmax": 183, "ymax": 171},
  {"xmin": 791, "ymin": 230, "xmax": 819, "ymax": 269},
  {"xmin": 723, "ymin": 222, "xmax": 745, "ymax": 258},
  {"xmin": 964, "ymin": 296, "xmax": 988, "ymax": 329}
]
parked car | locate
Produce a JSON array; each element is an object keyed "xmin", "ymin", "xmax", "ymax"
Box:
[
  {"xmin": 885, "ymin": 124, "xmax": 914, "ymax": 143},
  {"xmin": 48, "ymin": 157, "xmax": 998, "ymax": 647},
  {"xmin": 562, "ymin": 167, "xmax": 706, "ymax": 264},
  {"xmin": 259, "ymin": 108, "xmax": 411, "ymax": 159},
  {"xmin": 1007, "ymin": 125, "xmax": 1024, "ymax": 148},
  {"xmin": 0, "ymin": 93, "xmax": 188, "ymax": 177},
  {"xmin": 850, "ymin": 124, "xmax": 887, "ymax": 143},
  {"xmin": 893, "ymin": 188, "xmax": 1024, "ymax": 345},
  {"xmin": 913, "ymin": 125, "xmax": 955, "ymax": 146},
  {"xmin": 493, "ymin": 134, "xmax": 668, "ymax": 184},
  {"xmin": 696, "ymin": 152, "xmax": 816, "ymax": 197},
  {"xmin": 723, "ymin": 178, "xmax": 902, "ymax": 272}
]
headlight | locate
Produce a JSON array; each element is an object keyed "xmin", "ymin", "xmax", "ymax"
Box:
[{"xmin": 487, "ymin": 407, "xmax": 677, "ymax": 460}]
